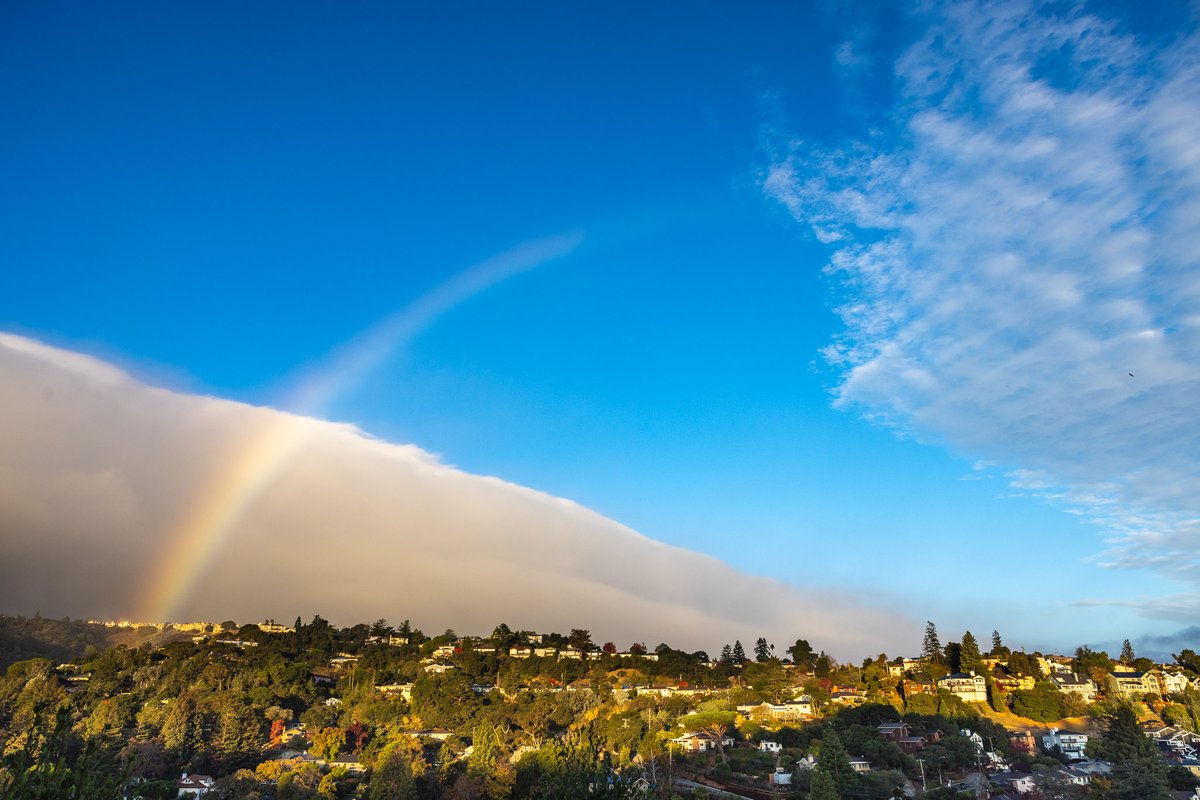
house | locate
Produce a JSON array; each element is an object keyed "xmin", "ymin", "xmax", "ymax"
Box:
[
  {"xmin": 1110, "ymin": 669, "xmax": 1160, "ymax": 697},
  {"xmin": 534, "ymin": 646, "xmax": 559, "ymax": 658},
  {"xmin": 1008, "ymin": 730, "xmax": 1036, "ymax": 754},
  {"xmin": 1042, "ymin": 728, "xmax": 1089, "ymax": 760},
  {"xmin": 830, "ymin": 687, "xmax": 866, "ymax": 706},
  {"xmin": 377, "ymin": 683, "xmax": 414, "ymax": 701},
  {"xmin": 1050, "ymin": 766, "xmax": 1094, "ymax": 785},
  {"xmin": 424, "ymin": 661, "xmax": 455, "ymax": 674},
  {"xmin": 278, "ymin": 722, "xmax": 307, "ymax": 744},
  {"xmin": 1049, "ymin": 671, "xmax": 1097, "ymax": 702},
  {"xmin": 961, "ymin": 728, "xmax": 985, "ymax": 752},
  {"xmin": 432, "ymin": 645, "xmax": 457, "ymax": 658},
  {"xmin": 1159, "ymin": 670, "xmax": 1192, "ymax": 695},
  {"xmin": 735, "ymin": 698, "xmax": 814, "ymax": 721},
  {"xmin": 257, "ymin": 620, "xmax": 295, "ymax": 634},
  {"xmin": 404, "ymin": 729, "xmax": 454, "ymax": 741},
  {"xmin": 994, "ymin": 674, "xmax": 1036, "ymax": 692},
  {"xmin": 671, "ymin": 731, "xmax": 733, "ymax": 753},
  {"xmin": 902, "ymin": 679, "xmax": 934, "ymax": 697},
  {"xmin": 848, "ymin": 756, "xmax": 871, "ymax": 773},
  {"xmin": 877, "ymin": 723, "xmax": 911, "ymax": 741},
  {"xmin": 328, "ymin": 754, "xmax": 367, "ymax": 774},
  {"xmin": 760, "ymin": 741, "xmax": 782, "ymax": 754},
  {"xmin": 1146, "ymin": 725, "xmax": 1200, "ymax": 759},
  {"xmin": 509, "ymin": 645, "xmax": 532, "ymax": 658},
  {"xmin": 177, "ymin": 773, "xmax": 215, "ymax": 798},
  {"xmin": 897, "ymin": 736, "xmax": 927, "ymax": 753},
  {"xmin": 558, "ymin": 648, "xmax": 583, "ymax": 660},
  {"xmin": 990, "ymin": 772, "xmax": 1037, "ymax": 794},
  {"xmin": 936, "ymin": 672, "xmax": 988, "ymax": 703},
  {"xmin": 770, "ymin": 768, "xmax": 792, "ymax": 785}
]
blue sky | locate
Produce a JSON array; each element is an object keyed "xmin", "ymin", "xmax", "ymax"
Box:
[{"xmin": 3, "ymin": 0, "xmax": 1199, "ymax": 657}]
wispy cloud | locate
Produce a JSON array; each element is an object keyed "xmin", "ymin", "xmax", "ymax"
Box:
[
  {"xmin": 765, "ymin": 1, "xmax": 1200, "ymax": 612},
  {"xmin": 0, "ymin": 334, "xmax": 915, "ymax": 658}
]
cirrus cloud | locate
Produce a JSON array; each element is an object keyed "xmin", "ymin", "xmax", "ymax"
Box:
[{"xmin": 766, "ymin": 1, "xmax": 1200, "ymax": 611}]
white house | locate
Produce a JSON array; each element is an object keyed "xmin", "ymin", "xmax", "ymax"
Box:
[
  {"xmin": 1049, "ymin": 671, "xmax": 1098, "ymax": 702},
  {"xmin": 760, "ymin": 741, "xmax": 782, "ymax": 754},
  {"xmin": 1042, "ymin": 728, "xmax": 1089, "ymax": 760},
  {"xmin": 736, "ymin": 697, "xmax": 814, "ymax": 721},
  {"xmin": 671, "ymin": 731, "xmax": 733, "ymax": 753},
  {"xmin": 177, "ymin": 773, "xmax": 215, "ymax": 798},
  {"xmin": 936, "ymin": 672, "xmax": 988, "ymax": 703}
]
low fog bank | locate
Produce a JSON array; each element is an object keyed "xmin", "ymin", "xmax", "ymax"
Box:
[{"xmin": 0, "ymin": 334, "xmax": 916, "ymax": 658}]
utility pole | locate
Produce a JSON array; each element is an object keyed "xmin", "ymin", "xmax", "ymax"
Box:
[{"xmin": 917, "ymin": 758, "xmax": 927, "ymax": 792}]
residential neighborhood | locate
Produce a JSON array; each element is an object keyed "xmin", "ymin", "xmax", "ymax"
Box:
[{"xmin": 3, "ymin": 614, "xmax": 1200, "ymax": 799}]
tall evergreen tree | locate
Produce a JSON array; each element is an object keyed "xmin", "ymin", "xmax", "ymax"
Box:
[
  {"xmin": 754, "ymin": 637, "xmax": 771, "ymax": 662},
  {"xmin": 719, "ymin": 644, "xmax": 733, "ymax": 664},
  {"xmin": 944, "ymin": 642, "xmax": 962, "ymax": 674},
  {"xmin": 960, "ymin": 631, "xmax": 983, "ymax": 674},
  {"xmin": 816, "ymin": 728, "xmax": 853, "ymax": 796},
  {"xmin": 1095, "ymin": 704, "xmax": 1170, "ymax": 799},
  {"xmin": 992, "ymin": 630, "xmax": 1003, "ymax": 651},
  {"xmin": 922, "ymin": 622, "xmax": 943, "ymax": 664},
  {"xmin": 731, "ymin": 640, "xmax": 746, "ymax": 663},
  {"xmin": 809, "ymin": 768, "xmax": 839, "ymax": 800},
  {"xmin": 1120, "ymin": 639, "xmax": 1135, "ymax": 664}
]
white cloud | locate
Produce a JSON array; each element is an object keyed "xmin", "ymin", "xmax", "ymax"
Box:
[
  {"xmin": 766, "ymin": 1, "xmax": 1200, "ymax": 610},
  {"xmin": 0, "ymin": 334, "xmax": 914, "ymax": 658}
]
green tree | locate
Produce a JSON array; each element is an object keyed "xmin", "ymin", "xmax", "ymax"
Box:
[
  {"xmin": 731, "ymin": 641, "xmax": 746, "ymax": 663},
  {"xmin": 161, "ymin": 693, "xmax": 203, "ymax": 757},
  {"xmin": 816, "ymin": 728, "xmax": 853, "ymax": 796},
  {"xmin": 468, "ymin": 721, "xmax": 514, "ymax": 799},
  {"xmin": 959, "ymin": 631, "xmax": 983, "ymax": 674},
  {"xmin": 743, "ymin": 661, "xmax": 790, "ymax": 703},
  {"xmin": 1010, "ymin": 683, "xmax": 1065, "ymax": 722},
  {"xmin": 567, "ymin": 629, "xmax": 593, "ymax": 651},
  {"xmin": 0, "ymin": 706, "xmax": 131, "ymax": 800},
  {"xmin": 311, "ymin": 727, "xmax": 346, "ymax": 761},
  {"xmin": 988, "ymin": 680, "xmax": 1007, "ymax": 713},
  {"xmin": 1094, "ymin": 704, "xmax": 1169, "ymax": 800},
  {"xmin": 753, "ymin": 638, "xmax": 771, "ymax": 662},
  {"xmin": 1176, "ymin": 649, "xmax": 1200, "ymax": 675},
  {"xmin": 809, "ymin": 768, "xmax": 840, "ymax": 800},
  {"xmin": 922, "ymin": 622, "xmax": 943, "ymax": 664},
  {"xmin": 788, "ymin": 638, "xmax": 816, "ymax": 671},
  {"xmin": 991, "ymin": 630, "xmax": 1003, "ymax": 652},
  {"xmin": 944, "ymin": 642, "xmax": 962, "ymax": 674},
  {"xmin": 1119, "ymin": 639, "xmax": 1135, "ymax": 664},
  {"xmin": 369, "ymin": 746, "xmax": 421, "ymax": 800}
]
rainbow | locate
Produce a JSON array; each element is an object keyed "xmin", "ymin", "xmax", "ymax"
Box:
[{"xmin": 137, "ymin": 231, "xmax": 584, "ymax": 622}]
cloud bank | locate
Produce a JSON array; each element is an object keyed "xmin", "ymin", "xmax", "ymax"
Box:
[
  {"xmin": 0, "ymin": 333, "xmax": 913, "ymax": 658},
  {"xmin": 766, "ymin": 1, "xmax": 1200, "ymax": 615}
]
